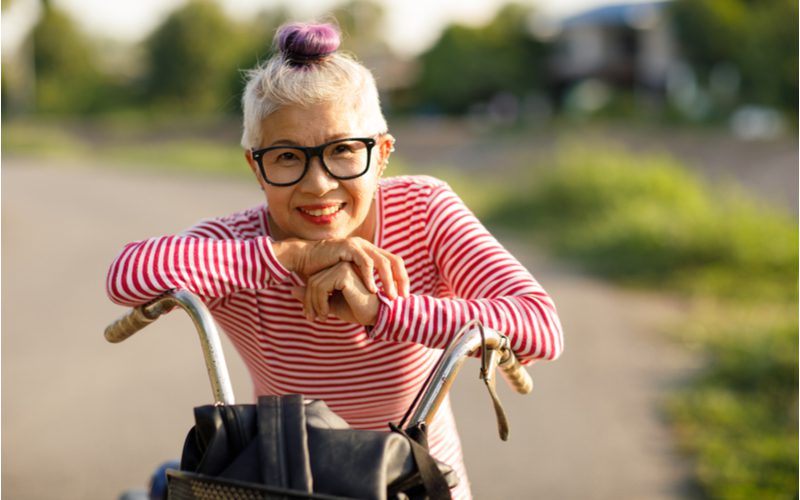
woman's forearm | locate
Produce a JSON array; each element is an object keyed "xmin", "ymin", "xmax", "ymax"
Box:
[
  {"xmin": 369, "ymin": 291, "xmax": 563, "ymax": 363},
  {"xmin": 106, "ymin": 234, "xmax": 297, "ymax": 306}
]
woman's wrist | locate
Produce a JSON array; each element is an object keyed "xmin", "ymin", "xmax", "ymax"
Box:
[{"xmin": 271, "ymin": 238, "xmax": 304, "ymax": 273}]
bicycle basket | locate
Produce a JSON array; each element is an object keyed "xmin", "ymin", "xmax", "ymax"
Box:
[{"xmin": 167, "ymin": 470, "xmax": 351, "ymax": 500}]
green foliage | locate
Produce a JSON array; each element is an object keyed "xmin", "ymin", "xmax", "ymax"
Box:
[
  {"xmin": 331, "ymin": 0, "xmax": 387, "ymax": 52},
  {"xmin": 486, "ymin": 145, "xmax": 798, "ymax": 299},
  {"xmin": 142, "ymin": 0, "xmax": 252, "ymax": 113},
  {"xmin": 668, "ymin": 310, "xmax": 798, "ymax": 499},
  {"xmin": 221, "ymin": 7, "xmax": 291, "ymax": 114},
  {"xmin": 670, "ymin": 0, "xmax": 798, "ymax": 113},
  {"xmin": 412, "ymin": 4, "xmax": 548, "ymax": 114},
  {"xmin": 30, "ymin": 5, "xmax": 104, "ymax": 113}
]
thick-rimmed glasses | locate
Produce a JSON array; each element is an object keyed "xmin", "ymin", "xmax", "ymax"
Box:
[{"xmin": 251, "ymin": 137, "xmax": 377, "ymax": 186}]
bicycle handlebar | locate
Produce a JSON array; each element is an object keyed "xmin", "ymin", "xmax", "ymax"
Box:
[
  {"xmin": 399, "ymin": 320, "xmax": 532, "ymax": 439},
  {"xmin": 105, "ymin": 301, "xmax": 167, "ymax": 343},
  {"xmin": 104, "ymin": 290, "xmax": 533, "ymax": 439},
  {"xmin": 104, "ymin": 290, "xmax": 235, "ymax": 405},
  {"xmin": 498, "ymin": 349, "xmax": 534, "ymax": 395}
]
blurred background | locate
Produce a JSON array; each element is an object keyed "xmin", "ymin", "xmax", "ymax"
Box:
[{"xmin": 2, "ymin": 0, "xmax": 797, "ymax": 499}]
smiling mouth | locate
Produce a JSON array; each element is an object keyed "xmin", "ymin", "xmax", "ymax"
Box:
[{"xmin": 297, "ymin": 203, "xmax": 345, "ymax": 217}]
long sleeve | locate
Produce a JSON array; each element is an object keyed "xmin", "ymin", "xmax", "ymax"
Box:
[
  {"xmin": 369, "ymin": 182, "xmax": 563, "ymax": 363},
  {"xmin": 106, "ymin": 213, "xmax": 299, "ymax": 307}
]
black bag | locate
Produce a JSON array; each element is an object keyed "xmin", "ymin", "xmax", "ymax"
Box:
[{"xmin": 169, "ymin": 394, "xmax": 457, "ymax": 500}]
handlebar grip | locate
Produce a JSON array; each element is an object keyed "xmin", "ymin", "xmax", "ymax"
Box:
[
  {"xmin": 104, "ymin": 307, "xmax": 156, "ymax": 343},
  {"xmin": 498, "ymin": 352, "xmax": 533, "ymax": 394}
]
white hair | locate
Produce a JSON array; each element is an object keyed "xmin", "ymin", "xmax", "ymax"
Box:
[{"xmin": 240, "ymin": 51, "xmax": 388, "ymax": 149}]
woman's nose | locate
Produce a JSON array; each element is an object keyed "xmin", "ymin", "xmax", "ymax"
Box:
[{"xmin": 299, "ymin": 157, "xmax": 338, "ymax": 195}]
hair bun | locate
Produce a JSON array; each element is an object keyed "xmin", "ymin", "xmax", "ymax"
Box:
[{"xmin": 277, "ymin": 23, "xmax": 340, "ymax": 65}]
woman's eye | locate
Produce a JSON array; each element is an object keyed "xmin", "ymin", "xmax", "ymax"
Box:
[
  {"xmin": 272, "ymin": 151, "xmax": 304, "ymax": 165},
  {"xmin": 332, "ymin": 144, "xmax": 354, "ymax": 155}
]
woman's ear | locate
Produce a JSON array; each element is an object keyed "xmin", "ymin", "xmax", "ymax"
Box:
[
  {"xmin": 244, "ymin": 150, "xmax": 258, "ymax": 175},
  {"xmin": 377, "ymin": 134, "xmax": 395, "ymax": 176},
  {"xmin": 245, "ymin": 150, "xmax": 266, "ymax": 191}
]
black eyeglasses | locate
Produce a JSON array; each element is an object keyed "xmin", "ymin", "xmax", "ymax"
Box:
[{"xmin": 251, "ymin": 137, "xmax": 377, "ymax": 186}]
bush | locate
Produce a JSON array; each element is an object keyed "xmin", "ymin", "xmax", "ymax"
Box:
[
  {"xmin": 668, "ymin": 314, "xmax": 798, "ymax": 499},
  {"xmin": 486, "ymin": 145, "xmax": 798, "ymax": 299}
]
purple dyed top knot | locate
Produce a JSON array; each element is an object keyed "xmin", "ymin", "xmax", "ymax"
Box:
[{"xmin": 277, "ymin": 23, "xmax": 340, "ymax": 65}]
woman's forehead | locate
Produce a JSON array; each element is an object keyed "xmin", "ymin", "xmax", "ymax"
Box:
[{"xmin": 259, "ymin": 101, "xmax": 366, "ymax": 146}]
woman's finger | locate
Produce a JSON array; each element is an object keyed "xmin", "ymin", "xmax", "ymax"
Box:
[
  {"xmin": 372, "ymin": 253, "xmax": 397, "ymax": 299},
  {"xmin": 304, "ymin": 273, "xmax": 324, "ymax": 322},
  {"xmin": 301, "ymin": 263, "xmax": 378, "ymax": 325},
  {"xmin": 309, "ymin": 271, "xmax": 332, "ymax": 322},
  {"xmin": 384, "ymin": 250, "xmax": 410, "ymax": 297},
  {"xmin": 308, "ymin": 263, "xmax": 354, "ymax": 322},
  {"xmin": 334, "ymin": 264, "xmax": 378, "ymax": 325},
  {"xmin": 299, "ymin": 237, "xmax": 407, "ymax": 300},
  {"xmin": 363, "ymin": 245, "xmax": 401, "ymax": 299},
  {"xmin": 350, "ymin": 246, "xmax": 377, "ymax": 293}
]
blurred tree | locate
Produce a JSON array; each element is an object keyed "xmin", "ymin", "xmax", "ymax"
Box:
[
  {"xmin": 410, "ymin": 3, "xmax": 548, "ymax": 115},
  {"xmin": 223, "ymin": 6, "xmax": 291, "ymax": 114},
  {"xmin": 30, "ymin": 0, "xmax": 104, "ymax": 113},
  {"xmin": 328, "ymin": 0, "xmax": 411, "ymax": 105},
  {"xmin": 330, "ymin": 0, "xmax": 387, "ymax": 53},
  {"xmin": 142, "ymin": 0, "xmax": 249, "ymax": 113},
  {"xmin": 670, "ymin": 0, "xmax": 798, "ymax": 114}
]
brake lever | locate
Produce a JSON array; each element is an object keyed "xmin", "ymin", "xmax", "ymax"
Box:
[{"xmin": 479, "ymin": 329, "xmax": 510, "ymax": 441}]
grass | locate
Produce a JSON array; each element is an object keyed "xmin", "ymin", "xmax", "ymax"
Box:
[
  {"xmin": 667, "ymin": 302, "xmax": 798, "ymax": 499},
  {"xmin": 484, "ymin": 143, "xmax": 798, "ymax": 499},
  {"xmin": 3, "ymin": 117, "xmax": 249, "ymax": 178},
  {"xmin": 486, "ymin": 144, "xmax": 798, "ymax": 300}
]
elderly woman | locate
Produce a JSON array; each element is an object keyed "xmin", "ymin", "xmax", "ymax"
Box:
[{"xmin": 107, "ymin": 22, "xmax": 563, "ymax": 499}]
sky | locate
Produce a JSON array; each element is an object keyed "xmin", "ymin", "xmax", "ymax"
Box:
[{"xmin": 3, "ymin": 0, "xmax": 661, "ymax": 57}]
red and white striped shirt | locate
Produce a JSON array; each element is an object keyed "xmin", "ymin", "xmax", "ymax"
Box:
[{"xmin": 106, "ymin": 175, "xmax": 563, "ymax": 499}]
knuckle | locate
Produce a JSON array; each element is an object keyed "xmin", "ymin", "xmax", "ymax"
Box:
[
  {"xmin": 394, "ymin": 256, "xmax": 407, "ymax": 272},
  {"xmin": 377, "ymin": 255, "xmax": 391, "ymax": 269},
  {"xmin": 356, "ymin": 249, "xmax": 370, "ymax": 265}
]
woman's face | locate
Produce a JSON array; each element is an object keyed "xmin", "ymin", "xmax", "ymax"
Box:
[{"xmin": 246, "ymin": 100, "xmax": 391, "ymax": 242}]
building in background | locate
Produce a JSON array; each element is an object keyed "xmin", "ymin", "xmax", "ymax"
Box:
[{"xmin": 536, "ymin": 0, "xmax": 679, "ymax": 114}]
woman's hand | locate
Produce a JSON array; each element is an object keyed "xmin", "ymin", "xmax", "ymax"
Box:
[
  {"xmin": 290, "ymin": 262, "xmax": 380, "ymax": 325},
  {"xmin": 275, "ymin": 237, "xmax": 409, "ymax": 299}
]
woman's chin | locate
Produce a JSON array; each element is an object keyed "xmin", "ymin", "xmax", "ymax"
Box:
[{"xmin": 293, "ymin": 224, "xmax": 352, "ymax": 241}]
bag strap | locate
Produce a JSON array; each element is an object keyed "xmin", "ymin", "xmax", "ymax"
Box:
[
  {"xmin": 257, "ymin": 395, "xmax": 313, "ymax": 492},
  {"xmin": 389, "ymin": 423, "xmax": 451, "ymax": 500}
]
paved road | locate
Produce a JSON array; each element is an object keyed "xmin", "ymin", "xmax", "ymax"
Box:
[{"xmin": 3, "ymin": 159, "xmax": 697, "ymax": 499}]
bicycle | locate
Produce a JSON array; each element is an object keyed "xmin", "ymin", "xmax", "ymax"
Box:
[{"xmin": 105, "ymin": 289, "xmax": 533, "ymax": 499}]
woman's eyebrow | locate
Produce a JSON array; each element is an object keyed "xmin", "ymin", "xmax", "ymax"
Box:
[
  {"xmin": 266, "ymin": 139, "xmax": 300, "ymax": 147},
  {"xmin": 265, "ymin": 133, "xmax": 357, "ymax": 148}
]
